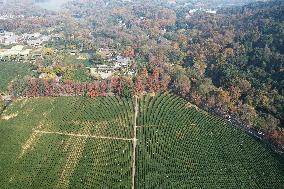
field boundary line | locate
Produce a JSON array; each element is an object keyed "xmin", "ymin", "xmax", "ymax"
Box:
[{"xmin": 33, "ymin": 130, "xmax": 133, "ymax": 141}]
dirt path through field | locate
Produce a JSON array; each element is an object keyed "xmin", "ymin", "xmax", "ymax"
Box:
[
  {"xmin": 33, "ymin": 130, "xmax": 134, "ymax": 141},
  {"xmin": 19, "ymin": 122, "xmax": 46, "ymax": 158},
  {"xmin": 132, "ymin": 96, "xmax": 138, "ymax": 189}
]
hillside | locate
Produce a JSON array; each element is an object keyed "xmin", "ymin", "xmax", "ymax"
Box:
[{"xmin": 0, "ymin": 94, "xmax": 283, "ymax": 188}]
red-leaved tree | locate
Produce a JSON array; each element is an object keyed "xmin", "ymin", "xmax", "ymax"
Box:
[
  {"xmin": 87, "ymin": 82, "xmax": 100, "ymax": 97},
  {"xmin": 100, "ymin": 80, "xmax": 108, "ymax": 96},
  {"xmin": 26, "ymin": 79, "xmax": 39, "ymax": 97},
  {"xmin": 134, "ymin": 76, "xmax": 144, "ymax": 95},
  {"xmin": 111, "ymin": 76, "xmax": 122, "ymax": 95}
]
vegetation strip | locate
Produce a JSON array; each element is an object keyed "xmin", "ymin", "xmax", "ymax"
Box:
[{"xmin": 33, "ymin": 130, "xmax": 133, "ymax": 141}]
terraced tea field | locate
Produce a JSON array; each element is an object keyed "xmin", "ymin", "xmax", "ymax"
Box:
[{"xmin": 0, "ymin": 94, "xmax": 283, "ymax": 188}]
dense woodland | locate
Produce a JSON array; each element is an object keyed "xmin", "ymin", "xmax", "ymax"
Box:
[{"xmin": 1, "ymin": 0, "xmax": 284, "ymax": 146}]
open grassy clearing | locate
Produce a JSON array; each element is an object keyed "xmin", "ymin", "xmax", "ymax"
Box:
[{"xmin": 0, "ymin": 94, "xmax": 283, "ymax": 188}]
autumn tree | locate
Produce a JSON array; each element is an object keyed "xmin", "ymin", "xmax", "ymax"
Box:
[
  {"xmin": 26, "ymin": 79, "xmax": 39, "ymax": 97},
  {"xmin": 100, "ymin": 80, "xmax": 108, "ymax": 96},
  {"xmin": 111, "ymin": 76, "xmax": 122, "ymax": 95},
  {"xmin": 134, "ymin": 76, "xmax": 144, "ymax": 95},
  {"xmin": 229, "ymin": 86, "xmax": 241, "ymax": 104},
  {"xmin": 151, "ymin": 68, "xmax": 160, "ymax": 92},
  {"xmin": 175, "ymin": 74, "xmax": 191, "ymax": 98},
  {"xmin": 190, "ymin": 91, "xmax": 202, "ymax": 106},
  {"xmin": 160, "ymin": 73, "xmax": 171, "ymax": 92},
  {"xmin": 43, "ymin": 80, "xmax": 52, "ymax": 96},
  {"xmin": 142, "ymin": 67, "xmax": 148, "ymax": 80},
  {"xmin": 146, "ymin": 68, "xmax": 160, "ymax": 93},
  {"xmin": 63, "ymin": 80, "xmax": 75, "ymax": 96},
  {"xmin": 216, "ymin": 90, "xmax": 231, "ymax": 111},
  {"xmin": 122, "ymin": 46, "xmax": 135, "ymax": 58},
  {"xmin": 87, "ymin": 81, "xmax": 100, "ymax": 97}
]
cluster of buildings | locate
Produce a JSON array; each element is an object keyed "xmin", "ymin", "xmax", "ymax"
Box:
[
  {"xmin": 0, "ymin": 30, "xmax": 53, "ymax": 62},
  {"xmin": 24, "ymin": 32, "xmax": 51, "ymax": 48},
  {"xmin": 0, "ymin": 30, "xmax": 51, "ymax": 47},
  {"xmin": 88, "ymin": 48, "xmax": 135, "ymax": 79}
]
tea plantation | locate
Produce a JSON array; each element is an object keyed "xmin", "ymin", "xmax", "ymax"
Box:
[{"xmin": 0, "ymin": 94, "xmax": 283, "ymax": 188}]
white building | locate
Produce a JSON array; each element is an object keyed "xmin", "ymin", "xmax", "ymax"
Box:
[{"xmin": 0, "ymin": 45, "xmax": 31, "ymax": 61}]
